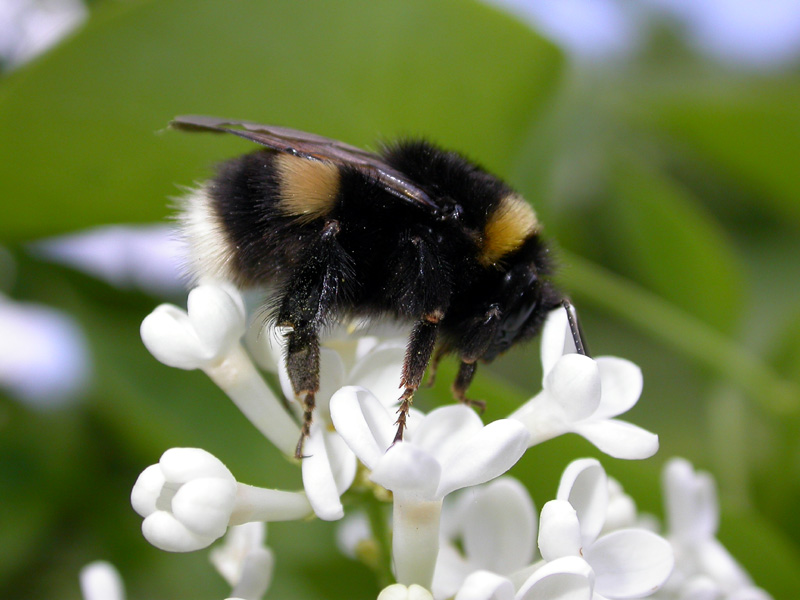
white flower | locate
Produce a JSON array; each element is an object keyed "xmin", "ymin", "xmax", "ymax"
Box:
[
  {"xmin": 79, "ymin": 561, "xmax": 125, "ymax": 600},
  {"xmin": 140, "ymin": 284, "xmax": 300, "ymax": 456},
  {"xmin": 510, "ymin": 308, "xmax": 658, "ymax": 459},
  {"xmin": 211, "ymin": 522, "xmax": 274, "ymax": 600},
  {"xmin": 659, "ymin": 458, "xmax": 773, "ymax": 600},
  {"xmin": 378, "ymin": 584, "xmax": 435, "ymax": 600},
  {"xmin": 537, "ymin": 459, "xmax": 674, "ymax": 599},
  {"xmin": 0, "ymin": 294, "xmax": 90, "ymax": 407},
  {"xmin": 331, "ymin": 386, "xmax": 530, "ymax": 588},
  {"xmin": 131, "ymin": 448, "xmax": 312, "ymax": 552},
  {"xmin": 141, "ymin": 283, "xmax": 246, "ymax": 370},
  {"xmin": 433, "ymin": 477, "xmax": 537, "ymax": 600}
]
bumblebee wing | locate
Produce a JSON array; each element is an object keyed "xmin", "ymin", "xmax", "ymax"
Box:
[{"xmin": 171, "ymin": 115, "xmax": 438, "ymax": 211}]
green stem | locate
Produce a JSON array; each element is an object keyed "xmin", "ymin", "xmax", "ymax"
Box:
[{"xmin": 560, "ymin": 252, "xmax": 799, "ymax": 417}]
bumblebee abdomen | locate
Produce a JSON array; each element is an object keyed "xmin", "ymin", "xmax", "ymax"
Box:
[{"xmin": 181, "ymin": 150, "xmax": 343, "ymax": 287}]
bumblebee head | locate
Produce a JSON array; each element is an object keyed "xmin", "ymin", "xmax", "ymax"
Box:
[{"xmin": 479, "ymin": 236, "xmax": 562, "ymax": 361}]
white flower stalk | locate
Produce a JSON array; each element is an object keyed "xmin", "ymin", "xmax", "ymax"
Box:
[
  {"xmin": 331, "ymin": 386, "xmax": 530, "ymax": 589},
  {"xmin": 433, "ymin": 477, "xmax": 537, "ymax": 600},
  {"xmin": 511, "ymin": 308, "xmax": 658, "ymax": 459},
  {"xmin": 140, "ymin": 284, "xmax": 300, "ymax": 455},
  {"xmin": 657, "ymin": 458, "xmax": 773, "ymax": 600},
  {"xmin": 80, "ymin": 561, "xmax": 125, "ymax": 600},
  {"xmin": 378, "ymin": 583, "xmax": 435, "ymax": 600},
  {"xmin": 536, "ymin": 459, "xmax": 674, "ymax": 599},
  {"xmin": 211, "ymin": 522, "xmax": 274, "ymax": 600},
  {"xmin": 131, "ymin": 448, "xmax": 312, "ymax": 552}
]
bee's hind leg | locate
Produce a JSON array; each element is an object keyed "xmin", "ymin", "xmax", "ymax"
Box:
[
  {"xmin": 394, "ymin": 311, "xmax": 442, "ymax": 445},
  {"xmin": 277, "ymin": 219, "xmax": 352, "ymax": 458}
]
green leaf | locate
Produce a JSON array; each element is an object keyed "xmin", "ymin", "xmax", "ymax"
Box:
[
  {"xmin": 0, "ymin": 0, "xmax": 562, "ymax": 240},
  {"xmin": 719, "ymin": 507, "xmax": 800, "ymax": 600},
  {"xmin": 608, "ymin": 157, "xmax": 744, "ymax": 333},
  {"xmin": 636, "ymin": 78, "xmax": 800, "ymax": 226}
]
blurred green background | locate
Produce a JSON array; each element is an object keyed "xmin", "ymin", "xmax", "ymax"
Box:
[{"xmin": 1, "ymin": 0, "xmax": 799, "ymax": 598}]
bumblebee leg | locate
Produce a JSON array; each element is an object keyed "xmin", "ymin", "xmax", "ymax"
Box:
[
  {"xmin": 394, "ymin": 311, "xmax": 441, "ymax": 444},
  {"xmin": 425, "ymin": 346, "xmax": 448, "ymax": 388},
  {"xmin": 452, "ymin": 361, "xmax": 486, "ymax": 412},
  {"xmin": 277, "ymin": 220, "xmax": 352, "ymax": 458},
  {"xmin": 283, "ymin": 325, "xmax": 320, "ymax": 458},
  {"xmin": 385, "ymin": 231, "xmax": 451, "ymax": 444}
]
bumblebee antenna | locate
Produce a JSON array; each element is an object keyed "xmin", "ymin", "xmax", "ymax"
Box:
[{"xmin": 562, "ymin": 299, "xmax": 589, "ymax": 357}]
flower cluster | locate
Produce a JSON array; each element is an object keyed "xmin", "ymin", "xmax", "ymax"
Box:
[{"xmin": 95, "ymin": 282, "xmax": 772, "ymax": 600}]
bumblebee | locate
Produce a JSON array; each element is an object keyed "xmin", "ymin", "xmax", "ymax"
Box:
[{"xmin": 172, "ymin": 116, "xmax": 585, "ymax": 457}]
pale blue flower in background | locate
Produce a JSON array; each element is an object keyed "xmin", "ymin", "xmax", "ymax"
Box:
[
  {"xmin": 0, "ymin": 293, "xmax": 90, "ymax": 407},
  {"xmin": 487, "ymin": 0, "xmax": 800, "ymax": 68},
  {"xmin": 33, "ymin": 224, "xmax": 186, "ymax": 296},
  {"xmin": 0, "ymin": 0, "xmax": 86, "ymax": 69}
]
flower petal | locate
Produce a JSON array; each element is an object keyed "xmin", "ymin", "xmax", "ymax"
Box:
[
  {"xmin": 572, "ymin": 420, "xmax": 659, "ymax": 460},
  {"xmin": 172, "ymin": 477, "xmax": 237, "ymax": 538},
  {"xmin": 347, "ymin": 340, "xmax": 406, "ymax": 407},
  {"xmin": 584, "ymin": 529, "xmax": 674, "ymax": 598},
  {"xmin": 509, "ymin": 391, "xmax": 569, "ymax": 447},
  {"xmin": 593, "ymin": 358, "xmax": 643, "ymax": 419},
  {"xmin": 370, "ymin": 443, "xmax": 440, "ymax": 499},
  {"xmin": 229, "ymin": 547, "xmax": 274, "ymax": 600},
  {"xmin": 412, "ymin": 405, "xmax": 484, "ymax": 463},
  {"xmin": 142, "ymin": 510, "xmax": 217, "ymax": 552},
  {"xmin": 436, "ymin": 419, "xmax": 530, "ymax": 498},
  {"xmin": 80, "ymin": 561, "xmax": 125, "ymax": 600},
  {"xmin": 313, "ymin": 347, "xmax": 347, "ymax": 421},
  {"xmin": 462, "ymin": 477, "xmax": 537, "ymax": 573},
  {"xmin": 187, "ymin": 285, "xmax": 245, "ymax": 358},
  {"xmin": 210, "ymin": 522, "xmax": 267, "ymax": 586},
  {"xmin": 695, "ymin": 538, "xmax": 752, "ymax": 591},
  {"xmin": 330, "ymin": 386, "xmax": 395, "ymax": 469},
  {"xmin": 677, "ymin": 575, "xmax": 720, "ymax": 600},
  {"xmin": 432, "ymin": 543, "xmax": 473, "ymax": 600},
  {"xmin": 545, "ymin": 354, "xmax": 601, "ymax": 421},
  {"xmin": 663, "ymin": 458, "xmax": 718, "ymax": 542},
  {"xmin": 131, "ymin": 464, "xmax": 166, "ymax": 517},
  {"xmin": 516, "ymin": 556, "xmax": 594, "ymax": 600},
  {"xmin": 538, "ymin": 500, "xmax": 582, "ymax": 561},
  {"xmin": 159, "ymin": 447, "xmax": 234, "ymax": 484},
  {"xmin": 301, "ymin": 426, "xmax": 350, "ymax": 521},
  {"xmin": 454, "ymin": 571, "xmax": 515, "ymax": 600},
  {"xmin": 378, "ymin": 583, "xmax": 435, "ymax": 600},
  {"xmin": 556, "ymin": 459, "xmax": 607, "ymax": 547},
  {"xmin": 540, "ymin": 307, "xmax": 576, "ymax": 376},
  {"xmin": 141, "ymin": 304, "xmax": 209, "ymax": 369},
  {"xmin": 728, "ymin": 587, "xmax": 774, "ymax": 600}
]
